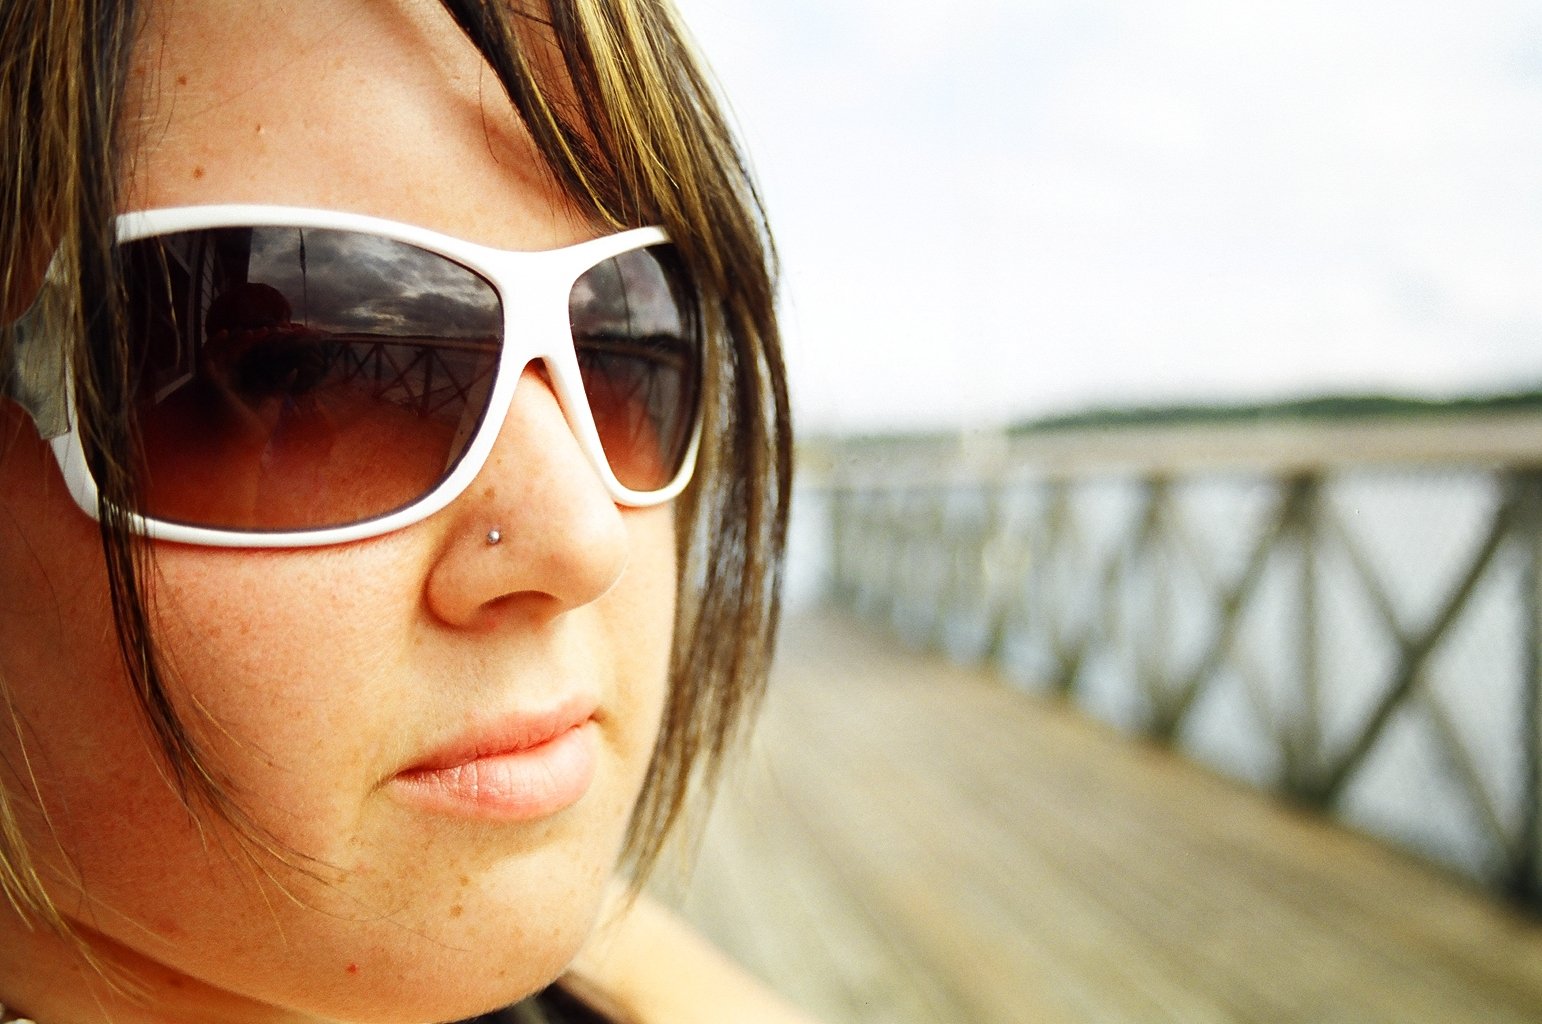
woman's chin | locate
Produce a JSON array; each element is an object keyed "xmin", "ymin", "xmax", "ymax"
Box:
[
  {"xmin": 263, "ymin": 919, "xmax": 591, "ymax": 1024},
  {"xmin": 304, "ymin": 868, "xmax": 610, "ymax": 1023}
]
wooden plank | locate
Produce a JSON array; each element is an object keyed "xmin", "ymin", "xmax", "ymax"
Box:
[{"xmin": 659, "ymin": 612, "xmax": 1542, "ymax": 1024}]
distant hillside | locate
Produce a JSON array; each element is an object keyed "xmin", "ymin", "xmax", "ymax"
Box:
[{"xmin": 1009, "ymin": 390, "xmax": 1542, "ymax": 434}]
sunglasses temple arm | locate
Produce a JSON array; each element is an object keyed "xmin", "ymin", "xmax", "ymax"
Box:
[{"xmin": 3, "ymin": 290, "xmax": 72, "ymax": 441}]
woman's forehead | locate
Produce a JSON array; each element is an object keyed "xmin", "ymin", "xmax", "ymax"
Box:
[{"xmin": 121, "ymin": 0, "xmax": 591, "ymax": 250}]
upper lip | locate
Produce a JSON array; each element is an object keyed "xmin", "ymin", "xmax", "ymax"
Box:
[{"xmin": 396, "ymin": 693, "xmax": 599, "ymax": 775}]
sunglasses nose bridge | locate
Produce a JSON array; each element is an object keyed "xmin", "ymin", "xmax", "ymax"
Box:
[
  {"xmin": 479, "ymin": 286, "xmax": 615, "ymax": 499},
  {"xmin": 461, "ymin": 356, "xmax": 620, "ymax": 534}
]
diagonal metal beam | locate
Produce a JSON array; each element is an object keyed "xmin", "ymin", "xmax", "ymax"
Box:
[
  {"xmin": 1420, "ymin": 683, "xmax": 1515, "ymax": 872},
  {"xmin": 1309, "ymin": 486, "xmax": 1520, "ymax": 805},
  {"xmin": 1150, "ymin": 475, "xmax": 1312, "ymax": 740}
]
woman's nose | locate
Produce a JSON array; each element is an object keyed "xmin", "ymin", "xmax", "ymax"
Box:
[{"xmin": 423, "ymin": 364, "xmax": 630, "ymax": 628}]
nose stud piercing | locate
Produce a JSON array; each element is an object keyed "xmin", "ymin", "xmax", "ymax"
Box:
[{"xmin": 486, "ymin": 528, "xmax": 503, "ymax": 545}]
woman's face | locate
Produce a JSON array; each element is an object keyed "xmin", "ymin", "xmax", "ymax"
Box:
[{"xmin": 0, "ymin": 2, "xmax": 677, "ymax": 1021}]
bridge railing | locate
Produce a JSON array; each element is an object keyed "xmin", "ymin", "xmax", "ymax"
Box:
[{"xmin": 808, "ymin": 414, "xmax": 1542, "ymax": 905}]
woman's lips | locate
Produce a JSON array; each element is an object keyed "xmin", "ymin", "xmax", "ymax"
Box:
[{"xmin": 390, "ymin": 698, "xmax": 599, "ymax": 821}]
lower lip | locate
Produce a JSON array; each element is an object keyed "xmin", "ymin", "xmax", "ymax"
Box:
[{"xmin": 389, "ymin": 721, "xmax": 598, "ymax": 821}]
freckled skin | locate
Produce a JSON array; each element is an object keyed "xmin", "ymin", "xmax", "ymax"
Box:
[{"xmin": 0, "ymin": 2, "xmax": 677, "ymax": 1023}]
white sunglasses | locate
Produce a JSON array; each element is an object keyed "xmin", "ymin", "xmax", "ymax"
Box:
[{"xmin": 4, "ymin": 205, "xmax": 703, "ymax": 548}]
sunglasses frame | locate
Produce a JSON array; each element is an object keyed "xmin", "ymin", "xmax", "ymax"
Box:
[{"xmin": 4, "ymin": 205, "xmax": 702, "ymax": 548}]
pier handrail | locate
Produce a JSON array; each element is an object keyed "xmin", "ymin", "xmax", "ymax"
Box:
[{"xmin": 811, "ymin": 412, "xmax": 1542, "ymax": 906}]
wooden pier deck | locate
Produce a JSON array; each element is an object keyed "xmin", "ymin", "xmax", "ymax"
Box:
[{"xmin": 658, "ymin": 612, "xmax": 1542, "ymax": 1024}]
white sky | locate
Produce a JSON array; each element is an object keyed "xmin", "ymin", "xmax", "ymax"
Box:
[{"xmin": 672, "ymin": 0, "xmax": 1542, "ymax": 433}]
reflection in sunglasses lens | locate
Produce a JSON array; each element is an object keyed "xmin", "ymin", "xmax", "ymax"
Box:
[
  {"xmin": 570, "ymin": 244, "xmax": 700, "ymax": 493},
  {"xmin": 125, "ymin": 226, "xmax": 501, "ymax": 530}
]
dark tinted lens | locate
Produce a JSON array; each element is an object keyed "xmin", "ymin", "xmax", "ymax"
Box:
[
  {"xmin": 123, "ymin": 226, "xmax": 502, "ymax": 531},
  {"xmin": 569, "ymin": 244, "xmax": 700, "ymax": 492}
]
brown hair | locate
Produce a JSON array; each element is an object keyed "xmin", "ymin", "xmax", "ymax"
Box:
[{"xmin": 0, "ymin": 0, "xmax": 788, "ymax": 924}]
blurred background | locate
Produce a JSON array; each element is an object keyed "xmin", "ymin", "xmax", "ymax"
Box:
[
  {"xmin": 678, "ymin": 0, "xmax": 1542, "ymax": 434},
  {"xmin": 655, "ymin": 3, "xmax": 1542, "ymax": 1022}
]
